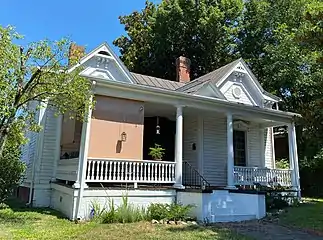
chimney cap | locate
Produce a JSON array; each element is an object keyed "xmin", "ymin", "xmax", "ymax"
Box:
[{"xmin": 176, "ymin": 56, "xmax": 191, "ymax": 66}]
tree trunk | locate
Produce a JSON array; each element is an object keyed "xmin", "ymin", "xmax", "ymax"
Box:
[{"xmin": 0, "ymin": 131, "xmax": 8, "ymax": 159}]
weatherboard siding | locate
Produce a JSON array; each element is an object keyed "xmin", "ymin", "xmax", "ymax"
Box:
[
  {"xmin": 202, "ymin": 116, "xmax": 227, "ymax": 186},
  {"xmin": 183, "ymin": 116, "xmax": 199, "ymax": 170},
  {"xmin": 247, "ymin": 125, "xmax": 262, "ymax": 167}
]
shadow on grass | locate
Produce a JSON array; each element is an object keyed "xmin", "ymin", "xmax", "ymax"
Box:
[
  {"xmin": 0, "ymin": 198, "xmax": 67, "ymax": 225},
  {"xmin": 165, "ymin": 224, "xmax": 242, "ymax": 239}
]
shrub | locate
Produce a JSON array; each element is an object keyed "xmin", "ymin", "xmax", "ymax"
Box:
[
  {"xmin": 168, "ymin": 203, "xmax": 194, "ymax": 221},
  {"xmin": 147, "ymin": 203, "xmax": 194, "ymax": 221},
  {"xmin": 147, "ymin": 203, "xmax": 169, "ymax": 220},
  {"xmin": 275, "ymin": 159, "xmax": 289, "ymax": 169},
  {"xmin": 91, "ymin": 198, "xmax": 194, "ymax": 224},
  {"xmin": 266, "ymin": 193, "xmax": 290, "ymax": 210},
  {"xmin": 0, "ymin": 126, "xmax": 26, "ymax": 203}
]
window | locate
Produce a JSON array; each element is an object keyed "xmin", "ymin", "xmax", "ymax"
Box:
[{"xmin": 233, "ymin": 130, "xmax": 246, "ymax": 166}]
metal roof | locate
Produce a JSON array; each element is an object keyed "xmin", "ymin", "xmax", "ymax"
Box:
[
  {"xmin": 176, "ymin": 59, "xmax": 241, "ymax": 93},
  {"xmin": 131, "ymin": 72, "xmax": 185, "ymax": 90}
]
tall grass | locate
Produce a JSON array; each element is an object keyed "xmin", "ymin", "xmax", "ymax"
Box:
[
  {"xmin": 90, "ymin": 196, "xmax": 194, "ymax": 224},
  {"xmin": 90, "ymin": 195, "xmax": 148, "ymax": 224}
]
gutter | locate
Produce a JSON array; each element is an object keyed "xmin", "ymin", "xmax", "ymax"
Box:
[{"xmin": 89, "ymin": 76, "xmax": 301, "ymax": 121}]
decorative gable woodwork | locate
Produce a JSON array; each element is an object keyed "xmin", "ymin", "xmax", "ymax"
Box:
[{"xmin": 71, "ymin": 43, "xmax": 134, "ymax": 84}]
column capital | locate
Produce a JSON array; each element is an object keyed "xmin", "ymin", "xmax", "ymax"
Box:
[{"xmin": 175, "ymin": 105, "xmax": 185, "ymax": 109}]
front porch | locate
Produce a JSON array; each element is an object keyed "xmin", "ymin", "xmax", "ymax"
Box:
[{"xmin": 55, "ymin": 100, "xmax": 299, "ymax": 191}]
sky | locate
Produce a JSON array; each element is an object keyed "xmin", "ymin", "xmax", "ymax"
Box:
[{"xmin": 0, "ymin": 0, "xmax": 159, "ymax": 54}]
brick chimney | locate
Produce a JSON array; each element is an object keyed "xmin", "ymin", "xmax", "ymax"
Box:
[
  {"xmin": 68, "ymin": 43, "xmax": 85, "ymax": 66},
  {"xmin": 176, "ymin": 56, "xmax": 191, "ymax": 83}
]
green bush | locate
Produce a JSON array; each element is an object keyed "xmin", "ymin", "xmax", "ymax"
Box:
[
  {"xmin": 0, "ymin": 125, "xmax": 26, "ymax": 203},
  {"xmin": 147, "ymin": 203, "xmax": 194, "ymax": 221},
  {"xmin": 266, "ymin": 193, "xmax": 290, "ymax": 210},
  {"xmin": 91, "ymin": 197, "xmax": 194, "ymax": 223},
  {"xmin": 147, "ymin": 203, "xmax": 169, "ymax": 220},
  {"xmin": 275, "ymin": 159, "xmax": 289, "ymax": 169}
]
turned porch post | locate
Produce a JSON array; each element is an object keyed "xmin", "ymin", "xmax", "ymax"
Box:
[
  {"xmin": 227, "ymin": 112, "xmax": 235, "ymax": 188},
  {"xmin": 174, "ymin": 106, "xmax": 184, "ymax": 189},
  {"xmin": 288, "ymin": 123, "xmax": 297, "ymax": 190}
]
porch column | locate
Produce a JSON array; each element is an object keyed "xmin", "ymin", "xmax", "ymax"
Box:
[
  {"xmin": 73, "ymin": 100, "xmax": 93, "ymax": 189},
  {"xmin": 291, "ymin": 122, "xmax": 301, "ymax": 197},
  {"xmin": 227, "ymin": 113, "xmax": 235, "ymax": 188},
  {"xmin": 288, "ymin": 124, "xmax": 297, "ymax": 189},
  {"xmin": 174, "ymin": 106, "xmax": 184, "ymax": 189}
]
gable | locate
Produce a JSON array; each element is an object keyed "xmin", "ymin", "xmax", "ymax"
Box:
[
  {"xmin": 196, "ymin": 59, "xmax": 280, "ymax": 108},
  {"xmin": 222, "ymin": 82, "xmax": 256, "ymax": 105},
  {"xmin": 70, "ymin": 43, "xmax": 134, "ymax": 84}
]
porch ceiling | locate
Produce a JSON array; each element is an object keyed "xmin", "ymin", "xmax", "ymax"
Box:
[{"xmin": 144, "ymin": 102, "xmax": 285, "ymax": 127}]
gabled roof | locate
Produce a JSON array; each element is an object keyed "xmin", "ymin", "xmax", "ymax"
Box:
[
  {"xmin": 73, "ymin": 42, "xmax": 280, "ymax": 102},
  {"xmin": 176, "ymin": 59, "xmax": 241, "ymax": 93},
  {"xmin": 131, "ymin": 72, "xmax": 184, "ymax": 90}
]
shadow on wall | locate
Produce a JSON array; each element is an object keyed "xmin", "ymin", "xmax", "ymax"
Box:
[
  {"xmin": 116, "ymin": 140, "xmax": 122, "ymax": 153},
  {"xmin": 88, "ymin": 96, "xmax": 144, "ymax": 159}
]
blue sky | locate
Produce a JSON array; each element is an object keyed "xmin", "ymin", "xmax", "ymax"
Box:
[{"xmin": 0, "ymin": 0, "xmax": 159, "ymax": 54}]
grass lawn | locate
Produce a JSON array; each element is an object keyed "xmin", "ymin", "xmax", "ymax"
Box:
[
  {"xmin": 0, "ymin": 200, "xmax": 251, "ymax": 240},
  {"xmin": 279, "ymin": 198, "xmax": 323, "ymax": 233}
]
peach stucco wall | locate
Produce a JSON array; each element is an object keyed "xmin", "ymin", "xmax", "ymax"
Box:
[{"xmin": 88, "ymin": 95, "xmax": 144, "ymax": 159}]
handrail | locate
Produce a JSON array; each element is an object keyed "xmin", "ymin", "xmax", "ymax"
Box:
[
  {"xmin": 86, "ymin": 158, "xmax": 176, "ymax": 183},
  {"xmin": 87, "ymin": 157, "xmax": 175, "ymax": 165},
  {"xmin": 234, "ymin": 166, "xmax": 292, "ymax": 186},
  {"xmin": 234, "ymin": 166, "xmax": 292, "ymax": 172},
  {"xmin": 183, "ymin": 161, "xmax": 210, "ymax": 190}
]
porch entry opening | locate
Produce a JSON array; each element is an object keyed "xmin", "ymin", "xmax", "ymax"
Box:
[
  {"xmin": 143, "ymin": 117, "xmax": 176, "ymax": 162},
  {"xmin": 233, "ymin": 130, "xmax": 246, "ymax": 166}
]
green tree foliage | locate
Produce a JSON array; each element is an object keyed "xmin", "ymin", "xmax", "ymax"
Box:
[
  {"xmin": 239, "ymin": 0, "xmax": 323, "ymax": 164},
  {"xmin": 0, "ymin": 121, "xmax": 26, "ymax": 202},
  {"xmin": 114, "ymin": 1, "xmax": 323, "ymax": 194},
  {"xmin": 0, "ymin": 26, "xmax": 93, "ymax": 157},
  {"xmin": 114, "ymin": 0, "xmax": 244, "ymax": 80}
]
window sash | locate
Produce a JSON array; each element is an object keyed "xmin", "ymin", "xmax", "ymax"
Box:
[{"xmin": 233, "ymin": 130, "xmax": 246, "ymax": 166}]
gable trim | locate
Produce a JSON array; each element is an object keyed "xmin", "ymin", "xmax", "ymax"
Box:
[
  {"xmin": 216, "ymin": 59, "xmax": 280, "ymax": 104},
  {"xmin": 68, "ymin": 43, "xmax": 135, "ymax": 84},
  {"xmin": 223, "ymin": 82, "xmax": 258, "ymax": 106}
]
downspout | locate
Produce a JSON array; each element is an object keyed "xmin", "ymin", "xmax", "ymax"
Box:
[
  {"xmin": 28, "ymin": 102, "xmax": 48, "ymax": 206},
  {"xmin": 74, "ymin": 83, "xmax": 95, "ymax": 220}
]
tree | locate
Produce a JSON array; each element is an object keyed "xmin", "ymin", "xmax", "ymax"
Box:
[
  {"xmin": 113, "ymin": 0, "xmax": 244, "ymax": 80},
  {"xmin": 239, "ymin": 0, "xmax": 323, "ymax": 163},
  {"xmin": 0, "ymin": 25, "xmax": 93, "ymax": 158},
  {"xmin": 0, "ymin": 121, "xmax": 26, "ymax": 202},
  {"xmin": 298, "ymin": 1, "xmax": 323, "ymax": 53}
]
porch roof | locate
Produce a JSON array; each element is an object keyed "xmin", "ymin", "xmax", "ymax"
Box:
[{"xmin": 92, "ymin": 75, "xmax": 301, "ymax": 124}]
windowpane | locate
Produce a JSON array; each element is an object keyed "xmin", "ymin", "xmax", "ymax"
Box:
[{"xmin": 233, "ymin": 130, "xmax": 246, "ymax": 166}]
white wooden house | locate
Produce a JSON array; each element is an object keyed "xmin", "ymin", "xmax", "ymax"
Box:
[{"xmin": 19, "ymin": 43, "xmax": 300, "ymax": 222}]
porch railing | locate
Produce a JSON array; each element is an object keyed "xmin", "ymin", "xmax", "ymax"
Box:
[
  {"xmin": 86, "ymin": 158, "xmax": 176, "ymax": 184},
  {"xmin": 183, "ymin": 161, "xmax": 210, "ymax": 189},
  {"xmin": 234, "ymin": 166, "xmax": 292, "ymax": 187}
]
